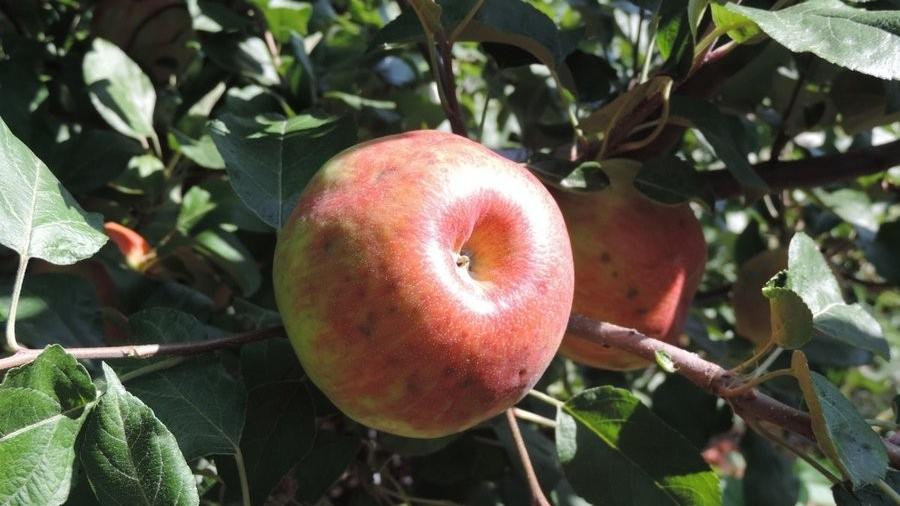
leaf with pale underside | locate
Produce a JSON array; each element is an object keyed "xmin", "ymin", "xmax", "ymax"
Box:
[
  {"xmin": 83, "ymin": 38, "xmax": 157, "ymax": 142},
  {"xmin": 0, "ymin": 116, "xmax": 107, "ymax": 265},
  {"xmin": 786, "ymin": 233, "xmax": 889, "ymax": 358},
  {"xmin": 727, "ymin": 0, "xmax": 900, "ymax": 80}
]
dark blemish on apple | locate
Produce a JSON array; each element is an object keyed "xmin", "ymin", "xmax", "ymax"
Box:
[
  {"xmin": 599, "ymin": 252, "xmax": 611, "ymax": 263},
  {"xmin": 601, "ymin": 343, "xmax": 611, "ymax": 348},
  {"xmin": 636, "ymin": 308, "xmax": 649, "ymax": 315},
  {"xmin": 517, "ymin": 368, "xmax": 527, "ymax": 377},
  {"xmin": 443, "ymin": 366, "xmax": 456, "ymax": 377},
  {"xmin": 626, "ymin": 287, "xmax": 639, "ymax": 299},
  {"xmin": 406, "ymin": 378, "xmax": 420, "ymax": 394},
  {"xmin": 611, "ymin": 271, "xmax": 619, "ymax": 278}
]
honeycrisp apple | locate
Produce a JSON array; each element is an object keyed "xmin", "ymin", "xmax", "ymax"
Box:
[
  {"xmin": 273, "ymin": 130, "xmax": 574, "ymax": 438},
  {"xmin": 552, "ymin": 163, "xmax": 707, "ymax": 370}
]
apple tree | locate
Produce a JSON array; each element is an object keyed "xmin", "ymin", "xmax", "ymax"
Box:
[{"xmin": 0, "ymin": 0, "xmax": 898, "ymax": 505}]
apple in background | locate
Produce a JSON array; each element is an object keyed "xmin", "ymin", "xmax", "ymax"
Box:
[
  {"xmin": 732, "ymin": 247, "xmax": 787, "ymax": 345},
  {"xmin": 551, "ymin": 164, "xmax": 707, "ymax": 370},
  {"xmin": 273, "ymin": 130, "xmax": 574, "ymax": 438}
]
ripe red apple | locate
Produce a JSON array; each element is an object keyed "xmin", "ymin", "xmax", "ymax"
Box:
[
  {"xmin": 272, "ymin": 130, "xmax": 574, "ymax": 438},
  {"xmin": 732, "ymin": 247, "xmax": 787, "ymax": 345},
  {"xmin": 551, "ymin": 164, "xmax": 707, "ymax": 370}
]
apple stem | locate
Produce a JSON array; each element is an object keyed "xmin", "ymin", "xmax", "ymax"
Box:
[{"xmin": 505, "ymin": 409, "xmax": 552, "ymax": 506}]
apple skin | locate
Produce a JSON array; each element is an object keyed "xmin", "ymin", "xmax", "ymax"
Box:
[
  {"xmin": 732, "ymin": 247, "xmax": 787, "ymax": 345},
  {"xmin": 551, "ymin": 166, "xmax": 707, "ymax": 370},
  {"xmin": 272, "ymin": 130, "xmax": 574, "ymax": 438}
]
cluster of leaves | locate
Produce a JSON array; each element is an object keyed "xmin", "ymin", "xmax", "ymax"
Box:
[{"xmin": 0, "ymin": 0, "xmax": 898, "ymax": 505}]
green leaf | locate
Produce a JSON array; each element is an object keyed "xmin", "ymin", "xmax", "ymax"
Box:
[
  {"xmin": 50, "ymin": 129, "xmax": 144, "ymax": 193},
  {"xmin": 557, "ymin": 387, "xmax": 720, "ymax": 506},
  {"xmin": 785, "ymin": 233, "xmax": 843, "ymax": 314},
  {"xmin": 670, "ymin": 96, "xmax": 769, "ymax": 197},
  {"xmin": 792, "ymin": 351, "xmax": 888, "ymax": 489},
  {"xmin": 688, "ymin": 0, "xmax": 709, "ymax": 38},
  {"xmin": 633, "ymin": 155, "xmax": 714, "ymax": 206},
  {"xmin": 83, "ymin": 38, "xmax": 157, "ymax": 142},
  {"xmin": 526, "ymin": 155, "xmax": 609, "ymax": 192},
  {"xmin": 0, "ymin": 345, "xmax": 95, "ymax": 506},
  {"xmin": 252, "ymin": 0, "xmax": 313, "ymax": 41},
  {"xmin": 812, "ymin": 303, "xmax": 889, "ymax": 359},
  {"xmin": 126, "ymin": 361, "xmax": 246, "ymax": 461},
  {"xmin": 203, "ymin": 34, "xmax": 280, "ymax": 87},
  {"xmin": 762, "ymin": 273, "xmax": 813, "ymax": 349},
  {"xmin": 651, "ymin": 375, "xmax": 733, "ymax": 450},
  {"xmin": 0, "ymin": 273, "xmax": 105, "ymax": 348},
  {"xmin": 654, "ymin": 350, "xmax": 677, "ymax": 373},
  {"xmin": 78, "ymin": 363, "xmax": 199, "ymax": 506},
  {"xmin": 287, "ymin": 431, "xmax": 360, "ymax": 503},
  {"xmin": 710, "ymin": 3, "xmax": 760, "ymax": 43},
  {"xmin": 0, "ymin": 117, "xmax": 107, "ymax": 265},
  {"xmin": 657, "ymin": 0, "xmax": 695, "ymax": 78},
  {"xmin": 833, "ymin": 469, "xmax": 899, "ymax": 505},
  {"xmin": 239, "ymin": 340, "xmax": 317, "ymax": 504},
  {"xmin": 495, "ymin": 417, "xmax": 563, "ymax": 493},
  {"xmin": 727, "ymin": 0, "xmax": 900, "ymax": 80},
  {"xmin": 208, "ymin": 113, "xmax": 357, "ymax": 229},
  {"xmin": 171, "ymin": 131, "xmax": 225, "ymax": 170},
  {"xmin": 742, "ymin": 431, "xmax": 801, "ymax": 506},
  {"xmin": 785, "ymin": 233, "xmax": 889, "ymax": 358},
  {"xmin": 193, "ymin": 228, "xmax": 261, "ymax": 296},
  {"xmin": 456, "ymin": 0, "xmax": 567, "ymax": 70},
  {"xmin": 177, "ymin": 186, "xmax": 217, "ymax": 234}
]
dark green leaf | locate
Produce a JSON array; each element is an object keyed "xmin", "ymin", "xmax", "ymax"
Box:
[
  {"xmin": 193, "ymin": 228, "xmax": 262, "ymax": 296},
  {"xmin": 670, "ymin": 96, "xmax": 768, "ymax": 196},
  {"xmin": 78, "ymin": 364, "xmax": 199, "ymax": 506},
  {"xmin": 0, "ymin": 117, "xmax": 107, "ymax": 265},
  {"xmin": 651, "ymin": 375, "xmax": 732, "ymax": 450},
  {"xmin": 239, "ymin": 340, "xmax": 316, "ymax": 504},
  {"xmin": 0, "ymin": 346, "xmax": 95, "ymax": 506},
  {"xmin": 633, "ymin": 155, "xmax": 714, "ymax": 206},
  {"xmin": 288, "ymin": 431, "xmax": 359, "ymax": 503},
  {"xmin": 727, "ymin": 0, "xmax": 900, "ymax": 80},
  {"xmin": 557, "ymin": 387, "xmax": 720, "ymax": 506},
  {"xmin": 208, "ymin": 113, "xmax": 356, "ymax": 229},
  {"xmin": 741, "ymin": 431, "xmax": 800, "ymax": 506},
  {"xmin": 0, "ymin": 273, "xmax": 104, "ymax": 348},
  {"xmin": 126, "ymin": 360, "xmax": 246, "ymax": 461},
  {"xmin": 792, "ymin": 352, "xmax": 888, "ymax": 489},
  {"xmin": 833, "ymin": 469, "xmax": 899, "ymax": 505}
]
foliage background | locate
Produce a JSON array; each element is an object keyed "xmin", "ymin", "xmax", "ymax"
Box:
[{"xmin": 0, "ymin": 0, "xmax": 898, "ymax": 505}]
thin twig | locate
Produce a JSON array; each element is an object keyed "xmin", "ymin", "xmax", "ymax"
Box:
[
  {"xmin": 505, "ymin": 409, "xmax": 551, "ymax": 506},
  {"xmin": 704, "ymin": 138, "xmax": 900, "ymax": 199},
  {"xmin": 0, "ymin": 326, "xmax": 285, "ymax": 371},
  {"xmin": 513, "ymin": 408, "xmax": 557, "ymax": 429},
  {"xmin": 564, "ymin": 314, "xmax": 900, "ymax": 469}
]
